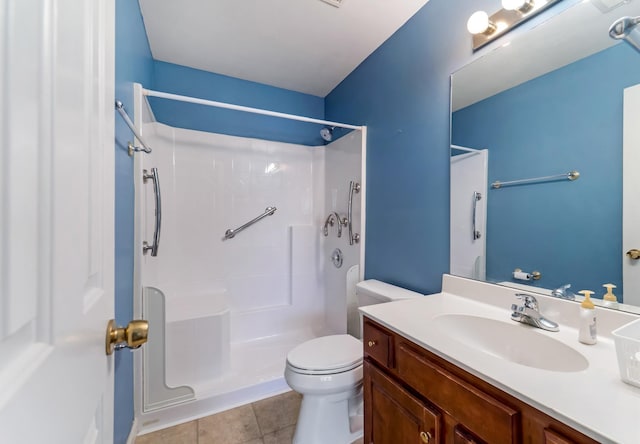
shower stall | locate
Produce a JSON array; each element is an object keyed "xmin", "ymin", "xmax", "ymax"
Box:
[{"xmin": 129, "ymin": 84, "xmax": 366, "ymax": 432}]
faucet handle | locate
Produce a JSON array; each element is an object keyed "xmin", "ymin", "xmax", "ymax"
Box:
[
  {"xmin": 551, "ymin": 284, "xmax": 576, "ymax": 300},
  {"xmin": 515, "ymin": 293, "xmax": 538, "ymax": 310}
]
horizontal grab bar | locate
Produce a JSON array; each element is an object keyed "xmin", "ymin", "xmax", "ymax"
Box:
[
  {"xmin": 491, "ymin": 170, "xmax": 579, "ymax": 189},
  {"xmin": 224, "ymin": 207, "xmax": 277, "ymax": 240}
]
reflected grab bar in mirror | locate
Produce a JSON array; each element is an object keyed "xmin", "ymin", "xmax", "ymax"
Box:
[
  {"xmin": 224, "ymin": 207, "xmax": 277, "ymax": 240},
  {"xmin": 472, "ymin": 191, "xmax": 482, "ymax": 240},
  {"xmin": 491, "ymin": 170, "xmax": 580, "ymax": 189}
]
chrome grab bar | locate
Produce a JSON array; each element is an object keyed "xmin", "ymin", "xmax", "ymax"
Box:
[
  {"xmin": 323, "ymin": 212, "xmax": 344, "ymax": 238},
  {"xmin": 472, "ymin": 191, "xmax": 482, "ymax": 241},
  {"xmin": 224, "ymin": 207, "xmax": 277, "ymax": 240},
  {"xmin": 143, "ymin": 168, "xmax": 161, "ymax": 256},
  {"xmin": 115, "ymin": 101, "xmax": 152, "ymax": 155},
  {"xmin": 347, "ymin": 181, "xmax": 361, "ymax": 245}
]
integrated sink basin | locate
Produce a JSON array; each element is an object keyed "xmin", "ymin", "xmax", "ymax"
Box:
[{"xmin": 433, "ymin": 314, "xmax": 589, "ymax": 372}]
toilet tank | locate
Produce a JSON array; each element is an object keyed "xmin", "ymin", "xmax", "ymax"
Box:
[{"xmin": 356, "ymin": 279, "xmax": 422, "ymax": 307}]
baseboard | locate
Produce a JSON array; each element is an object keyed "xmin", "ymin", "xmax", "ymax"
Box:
[{"xmin": 126, "ymin": 417, "xmax": 139, "ymax": 444}]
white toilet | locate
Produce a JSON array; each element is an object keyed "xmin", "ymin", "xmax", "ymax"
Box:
[{"xmin": 284, "ymin": 279, "xmax": 422, "ymax": 444}]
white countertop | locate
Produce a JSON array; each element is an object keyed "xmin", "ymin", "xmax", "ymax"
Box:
[{"xmin": 359, "ymin": 275, "xmax": 640, "ymax": 444}]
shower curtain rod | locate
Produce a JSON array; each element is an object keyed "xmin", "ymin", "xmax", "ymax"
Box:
[{"xmin": 142, "ymin": 88, "xmax": 363, "ymax": 131}]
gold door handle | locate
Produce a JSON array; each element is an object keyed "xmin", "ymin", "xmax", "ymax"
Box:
[
  {"xmin": 420, "ymin": 431, "xmax": 432, "ymax": 443},
  {"xmin": 106, "ymin": 319, "xmax": 149, "ymax": 355},
  {"xmin": 627, "ymin": 249, "xmax": 640, "ymax": 260},
  {"xmin": 368, "ymin": 340, "xmax": 377, "ymax": 347}
]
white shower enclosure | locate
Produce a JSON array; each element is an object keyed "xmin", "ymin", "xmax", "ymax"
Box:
[
  {"xmin": 131, "ymin": 84, "xmax": 366, "ymax": 432},
  {"xmin": 450, "ymin": 147, "xmax": 488, "ymax": 281}
]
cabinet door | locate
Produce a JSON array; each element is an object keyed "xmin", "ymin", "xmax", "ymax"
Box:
[{"xmin": 364, "ymin": 361, "xmax": 440, "ymax": 444}]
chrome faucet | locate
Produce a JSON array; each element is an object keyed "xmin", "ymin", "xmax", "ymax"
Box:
[
  {"xmin": 551, "ymin": 284, "xmax": 576, "ymax": 301},
  {"xmin": 323, "ymin": 212, "xmax": 344, "ymax": 238},
  {"xmin": 511, "ymin": 293, "xmax": 559, "ymax": 332}
]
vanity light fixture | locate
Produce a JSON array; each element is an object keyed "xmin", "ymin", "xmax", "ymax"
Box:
[
  {"xmin": 467, "ymin": 0, "xmax": 560, "ymax": 51},
  {"xmin": 467, "ymin": 11, "xmax": 497, "ymax": 35}
]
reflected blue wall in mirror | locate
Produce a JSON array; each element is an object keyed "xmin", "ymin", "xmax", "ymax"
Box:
[{"xmin": 452, "ymin": 43, "xmax": 640, "ymax": 301}]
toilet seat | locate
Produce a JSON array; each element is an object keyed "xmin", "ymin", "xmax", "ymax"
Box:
[{"xmin": 286, "ymin": 334, "xmax": 362, "ymax": 375}]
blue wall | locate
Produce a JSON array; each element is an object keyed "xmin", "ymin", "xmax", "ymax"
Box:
[
  {"xmin": 324, "ymin": 1, "xmax": 482, "ymax": 294},
  {"xmin": 452, "ymin": 43, "xmax": 640, "ymax": 301},
  {"xmin": 151, "ymin": 61, "xmax": 325, "ymax": 145},
  {"xmin": 114, "ymin": 1, "xmax": 153, "ymax": 442},
  {"xmin": 325, "ymin": 0, "xmax": 580, "ymax": 295}
]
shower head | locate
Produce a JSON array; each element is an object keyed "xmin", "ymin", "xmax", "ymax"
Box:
[
  {"xmin": 609, "ymin": 16, "xmax": 640, "ymax": 52},
  {"xmin": 320, "ymin": 126, "xmax": 334, "ymax": 142}
]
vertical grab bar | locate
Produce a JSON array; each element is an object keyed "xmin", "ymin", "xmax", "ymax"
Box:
[
  {"xmin": 143, "ymin": 168, "xmax": 162, "ymax": 256},
  {"xmin": 347, "ymin": 181, "xmax": 361, "ymax": 245},
  {"xmin": 472, "ymin": 191, "xmax": 482, "ymax": 241}
]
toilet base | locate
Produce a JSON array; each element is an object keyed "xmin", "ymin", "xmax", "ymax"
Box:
[{"xmin": 292, "ymin": 386, "xmax": 363, "ymax": 444}]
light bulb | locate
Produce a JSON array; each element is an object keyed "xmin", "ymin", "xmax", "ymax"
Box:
[
  {"xmin": 502, "ymin": 0, "xmax": 535, "ymax": 12},
  {"xmin": 467, "ymin": 11, "xmax": 495, "ymax": 35}
]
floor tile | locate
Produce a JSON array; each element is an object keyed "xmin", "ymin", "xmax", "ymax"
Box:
[
  {"xmin": 262, "ymin": 425, "xmax": 295, "ymax": 444},
  {"xmin": 136, "ymin": 421, "xmax": 197, "ymax": 444},
  {"xmin": 252, "ymin": 391, "xmax": 302, "ymax": 435},
  {"xmin": 198, "ymin": 404, "xmax": 262, "ymax": 444}
]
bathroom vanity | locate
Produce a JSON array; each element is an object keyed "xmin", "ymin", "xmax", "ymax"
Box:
[{"xmin": 360, "ymin": 275, "xmax": 640, "ymax": 444}]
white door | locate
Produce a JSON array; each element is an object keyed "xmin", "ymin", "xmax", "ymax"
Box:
[
  {"xmin": 623, "ymin": 83, "xmax": 640, "ymax": 307},
  {"xmin": 0, "ymin": 1, "xmax": 115, "ymax": 443}
]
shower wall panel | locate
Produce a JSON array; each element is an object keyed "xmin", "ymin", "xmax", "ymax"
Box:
[
  {"xmin": 140, "ymin": 123, "xmax": 324, "ymax": 334},
  {"xmin": 322, "ymin": 131, "xmax": 363, "ymax": 335}
]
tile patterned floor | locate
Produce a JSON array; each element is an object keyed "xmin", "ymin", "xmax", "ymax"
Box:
[{"xmin": 136, "ymin": 390, "xmax": 365, "ymax": 444}]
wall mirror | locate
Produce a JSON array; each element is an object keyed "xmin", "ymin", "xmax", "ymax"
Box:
[{"xmin": 450, "ymin": 0, "xmax": 640, "ymax": 313}]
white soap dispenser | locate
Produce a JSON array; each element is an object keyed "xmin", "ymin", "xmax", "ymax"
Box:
[{"xmin": 578, "ymin": 290, "xmax": 597, "ymax": 345}]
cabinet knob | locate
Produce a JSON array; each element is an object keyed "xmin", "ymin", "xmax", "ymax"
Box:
[
  {"xmin": 420, "ymin": 431, "xmax": 432, "ymax": 443},
  {"xmin": 368, "ymin": 340, "xmax": 377, "ymax": 347}
]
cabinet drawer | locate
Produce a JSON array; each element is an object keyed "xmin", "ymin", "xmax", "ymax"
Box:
[
  {"xmin": 363, "ymin": 320, "xmax": 392, "ymax": 368},
  {"xmin": 396, "ymin": 341, "xmax": 519, "ymax": 444}
]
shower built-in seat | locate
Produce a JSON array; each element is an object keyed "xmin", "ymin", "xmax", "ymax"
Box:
[{"xmin": 165, "ymin": 291, "xmax": 231, "ymax": 388}]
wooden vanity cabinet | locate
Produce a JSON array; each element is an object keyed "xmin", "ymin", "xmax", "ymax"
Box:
[
  {"xmin": 362, "ymin": 318, "xmax": 600, "ymax": 444},
  {"xmin": 364, "ymin": 361, "xmax": 441, "ymax": 444}
]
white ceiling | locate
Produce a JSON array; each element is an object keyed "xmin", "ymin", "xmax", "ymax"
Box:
[{"xmin": 138, "ymin": 0, "xmax": 429, "ymax": 98}]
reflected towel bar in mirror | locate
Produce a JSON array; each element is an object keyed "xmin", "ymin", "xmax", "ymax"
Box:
[{"xmin": 491, "ymin": 170, "xmax": 580, "ymax": 189}]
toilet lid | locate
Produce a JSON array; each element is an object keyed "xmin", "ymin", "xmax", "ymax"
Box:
[{"xmin": 287, "ymin": 334, "xmax": 362, "ymax": 373}]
